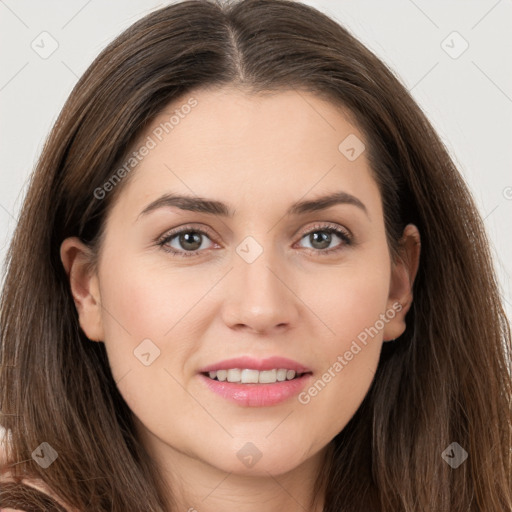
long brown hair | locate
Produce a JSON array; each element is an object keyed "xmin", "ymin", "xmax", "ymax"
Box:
[{"xmin": 1, "ymin": 0, "xmax": 510, "ymax": 510}]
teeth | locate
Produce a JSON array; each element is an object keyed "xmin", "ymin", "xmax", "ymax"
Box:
[
  {"xmin": 206, "ymin": 368, "xmax": 303, "ymax": 383},
  {"xmin": 286, "ymin": 370, "xmax": 296, "ymax": 380},
  {"xmin": 259, "ymin": 369, "xmax": 277, "ymax": 383},
  {"xmin": 276, "ymin": 369, "xmax": 287, "ymax": 381},
  {"xmin": 227, "ymin": 369, "xmax": 241, "ymax": 382},
  {"xmin": 241, "ymin": 369, "xmax": 259, "ymax": 383}
]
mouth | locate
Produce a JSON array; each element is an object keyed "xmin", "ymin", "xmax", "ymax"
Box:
[
  {"xmin": 201, "ymin": 368, "xmax": 311, "ymax": 384},
  {"xmin": 197, "ymin": 356, "xmax": 313, "ymax": 406},
  {"xmin": 197, "ymin": 359, "xmax": 313, "ymax": 407}
]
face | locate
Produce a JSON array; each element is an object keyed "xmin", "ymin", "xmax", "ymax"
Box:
[{"xmin": 61, "ymin": 86, "xmax": 418, "ymax": 478}]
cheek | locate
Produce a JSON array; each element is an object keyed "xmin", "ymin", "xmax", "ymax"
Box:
[
  {"xmin": 98, "ymin": 251, "xmax": 211, "ymax": 346},
  {"xmin": 96, "ymin": 252, "xmax": 216, "ymax": 402},
  {"xmin": 311, "ymin": 256, "xmax": 391, "ymax": 346},
  {"xmin": 299, "ymin": 259, "xmax": 390, "ymax": 437},
  {"xmin": 93, "ymin": 255, "xmax": 168, "ymax": 382},
  {"xmin": 95, "ymin": 256, "xmax": 208, "ymax": 435}
]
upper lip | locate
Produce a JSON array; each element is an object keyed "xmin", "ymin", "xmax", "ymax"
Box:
[{"xmin": 198, "ymin": 356, "xmax": 312, "ymax": 374}]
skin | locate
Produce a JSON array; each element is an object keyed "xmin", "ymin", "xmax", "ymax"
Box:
[{"xmin": 61, "ymin": 87, "xmax": 420, "ymax": 512}]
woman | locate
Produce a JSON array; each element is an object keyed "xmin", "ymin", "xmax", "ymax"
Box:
[{"xmin": 1, "ymin": 0, "xmax": 510, "ymax": 511}]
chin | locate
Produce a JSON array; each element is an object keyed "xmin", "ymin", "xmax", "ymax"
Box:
[{"xmin": 204, "ymin": 442, "xmax": 312, "ymax": 477}]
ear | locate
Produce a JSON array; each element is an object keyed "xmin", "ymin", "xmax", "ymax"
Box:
[
  {"xmin": 60, "ymin": 237, "xmax": 104, "ymax": 342},
  {"xmin": 383, "ymin": 224, "xmax": 421, "ymax": 342}
]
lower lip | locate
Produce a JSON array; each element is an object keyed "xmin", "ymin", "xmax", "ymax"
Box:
[{"xmin": 199, "ymin": 373, "xmax": 312, "ymax": 407}]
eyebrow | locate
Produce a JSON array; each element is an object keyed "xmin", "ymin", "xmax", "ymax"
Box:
[{"xmin": 136, "ymin": 190, "xmax": 368, "ymax": 220}]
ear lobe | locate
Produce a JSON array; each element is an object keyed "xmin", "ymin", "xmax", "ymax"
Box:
[
  {"xmin": 383, "ymin": 224, "xmax": 421, "ymax": 341},
  {"xmin": 60, "ymin": 237, "xmax": 104, "ymax": 342}
]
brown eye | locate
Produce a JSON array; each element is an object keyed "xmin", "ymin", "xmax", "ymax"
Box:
[
  {"xmin": 176, "ymin": 231, "xmax": 203, "ymax": 251},
  {"xmin": 297, "ymin": 224, "xmax": 352, "ymax": 255},
  {"xmin": 306, "ymin": 231, "xmax": 334, "ymax": 250},
  {"xmin": 157, "ymin": 226, "xmax": 216, "ymax": 257}
]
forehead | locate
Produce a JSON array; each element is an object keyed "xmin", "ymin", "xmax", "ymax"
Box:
[{"xmin": 108, "ymin": 86, "xmax": 381, "ymax": 223}]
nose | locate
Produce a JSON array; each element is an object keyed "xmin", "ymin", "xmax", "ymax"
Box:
[{"xmin": 220, "ymin": 243, "xmax": 300, "ymax": 335}]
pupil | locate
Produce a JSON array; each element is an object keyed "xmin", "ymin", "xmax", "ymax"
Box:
[
  {"xmin": 311, "ymin": 231, "xmax": 331, "ymax": 249},
  {"xmin": 178, "ymin": 230, "xmax": 332, "ymax": 252},
  {"xmin": 180, "ymin": 232, "xmax": 202, "ymax": 250}
]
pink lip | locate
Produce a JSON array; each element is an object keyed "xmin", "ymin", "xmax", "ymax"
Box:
[
  {"xmin": 197, "ymin": 357, "xmax": 313, "ymax": 407},
  {"xmin": 198, "ymin": 373, "xmax": 313, "ymax": 407},
  {"xmin": 198, "ymin": 356, "xmax": 311, "ymax": 373}
]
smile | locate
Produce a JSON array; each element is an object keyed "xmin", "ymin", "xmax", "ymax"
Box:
[{"xmin": 204, "ymin": 368, "xmax": 307, "ymax": 383}]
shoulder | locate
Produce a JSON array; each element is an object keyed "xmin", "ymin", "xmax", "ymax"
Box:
[
  {"xmin": 1, "ymin": 469, "xmax": 77, "ymax": 512},
  {"xmin": 0, "ymin": 431, "xmax": 80, "ymax": 512}
]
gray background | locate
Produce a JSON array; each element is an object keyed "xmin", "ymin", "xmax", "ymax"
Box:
[{"xmin": 0, "ymin": 0, "xmax": 511, "ymax": 323}]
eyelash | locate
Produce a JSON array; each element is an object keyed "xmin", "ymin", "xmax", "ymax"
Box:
[{"xmin": 156, "ymin": 222, "xmax": 353, "ymax": 258}]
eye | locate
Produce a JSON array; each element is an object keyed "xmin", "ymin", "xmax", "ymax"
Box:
[
  {"xmin": 295, "ymin": 223, "xmax": 352, "ymax": 256},
  {"xmin": 156, "ymin": 222, "xmax": 352, "ymax": 258},
  {"xmin": 156, "ymin": 225, "xmax": 217, "ymax": 257}
]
